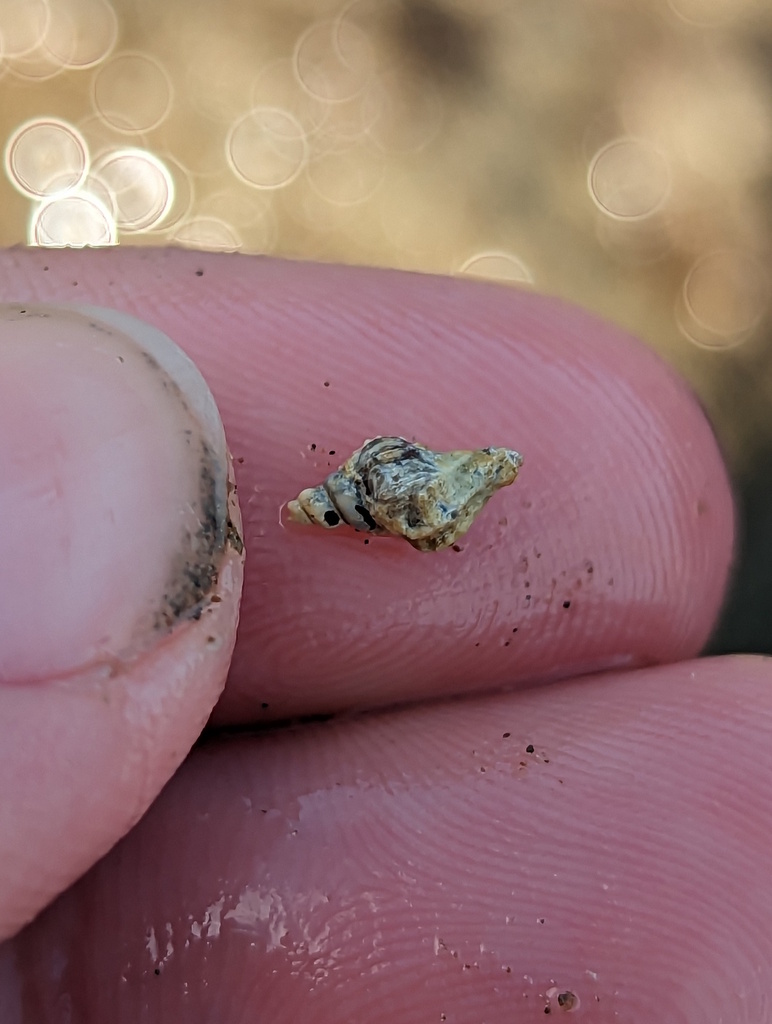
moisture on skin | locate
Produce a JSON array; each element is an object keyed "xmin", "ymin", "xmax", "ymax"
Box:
[{"xmin": 287, "ymin": 436, "xmax": 524, "ymax": 552}]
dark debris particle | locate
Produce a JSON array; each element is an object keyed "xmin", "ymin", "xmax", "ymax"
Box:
[
  {"xmin": 526, "ymin": 744, "xmax": 535, "ymax": 753},
  {"xmin": 363, "ymin": 538, "xmax": 370, "ymax": 545},
  {"xmin": 310, "ymin": 443, "xmax": 317, "ymax": 450},
  {"xmin": 260, "ymin": 702, "xmax": 269, "ymax": 709},
  {"xmin": 354, "ymin": 503, "xmax": 378, "ymax": 530},
  {"xmin": 557, "ymin": 991, "xmax": 578, "ymax": 1011},
  {"xmin": 43, "ymin": 265, "xmax": 49, "ymax": 270},
  {"xmin": 195, "ymin": 269, "xmax": 204, "ymax": 276},
  {"xmin": 323, "ymin": 380, "xmax": 330, "ymax": 387},
  {"xmin": 512, "ymin": 627, "xmax": 518, "ymax": 633},
  {"xmin": 538, "ymin": 917, "xmax": 545, "ymax": 924},
  {"xmin": 227, "ymin": 519, "xmax": 244, "ymax": 555},
  {"xmin": 329, "ymin": 449, "xmax": 336, "ymax": 455},
  {"xmin": 504, "ymin": 641, "xmax": 510, "ymax": 647},
  {"xmin": 236, "ymin": 456, "xmax": 244, "ymax": 464},
  {"xmin": 474, "ymin": 642, "xmax": 480, "ymax": 647},
  {"xmin": 452, "ymin": 544, "xmax": 462, "ymax": 552},
  {"xmin": 563, "ymin": 600, "xmax": 571, "ymax": 609},
  {"xmin": 502, "ymin": 732, "xmax": 510, "ymax": 738}
]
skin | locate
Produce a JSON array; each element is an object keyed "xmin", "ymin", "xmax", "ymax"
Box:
[{"xmin": 0, "ymin": 248, "xmax": 762, "ymax": 1023}]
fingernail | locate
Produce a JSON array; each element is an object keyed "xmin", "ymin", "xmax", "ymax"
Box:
[{"xmin": 0, "ymin": 304, "xmax": 243, "ymax": 683}]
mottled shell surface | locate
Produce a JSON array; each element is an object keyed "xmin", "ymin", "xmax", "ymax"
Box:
[{"xmin": 287, "ymin": 436, "xmax": 523, "ymax": 551}]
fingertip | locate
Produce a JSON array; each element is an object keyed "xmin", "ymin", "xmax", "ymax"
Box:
[
  {"xmin": 0, "ymin": 251, "xmax": 734, "ymax": 720},
  {"xmin": 0, "ymin": 303, "xmax": 244, "ymax": 938},
  {"xmin": 9, "ymin": 656, "xmax": 772, "ymax": 1022}
]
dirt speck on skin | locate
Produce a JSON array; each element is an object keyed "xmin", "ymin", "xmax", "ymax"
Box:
[
  {"xmin": 158, "ymin": 448, "xmax": 223, "ymax": 626},
  {"xmin": 138, "ymin": 345, "xmax": 238, "ymax": 629}
]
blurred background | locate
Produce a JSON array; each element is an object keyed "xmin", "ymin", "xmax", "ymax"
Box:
[{"xmin": 0, "ymin": 0, "xmax": 770, "ymax": 650}]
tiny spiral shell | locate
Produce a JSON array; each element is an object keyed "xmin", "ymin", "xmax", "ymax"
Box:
[{"xmin": 287, "ymin": 436, "xmax": 523, "ymax": 551}]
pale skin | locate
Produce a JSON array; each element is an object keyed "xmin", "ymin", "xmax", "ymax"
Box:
[{"xmin": 0, "ymin": 248, "xmax": 764, "ymax": 1023}]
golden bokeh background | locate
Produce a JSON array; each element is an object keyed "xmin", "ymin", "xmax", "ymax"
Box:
[{"xmin": 1, "ymin": 0, "xmax": 771, "ymax": 647}]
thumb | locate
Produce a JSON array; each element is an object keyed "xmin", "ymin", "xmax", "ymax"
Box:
[{"xmin": 0, "ymin": 304, "xmax": 244, "ymax": 939}]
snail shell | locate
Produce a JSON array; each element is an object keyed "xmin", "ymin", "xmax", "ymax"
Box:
[{"xmin": 287, "ymin": 436, "xmax": 523, "ymax": 551}]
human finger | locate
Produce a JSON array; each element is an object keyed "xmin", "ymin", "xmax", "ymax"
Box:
[
  {"xmin": 4, "ymin": 655, "xmax": 770, "ymax": 1022},
  {"xmin": 0, "ymin": 249, "xmax": 734, "ymax": 721},
  {"xmin": 0, "ymin": 304, "xmax": 244, "ymax": 939}
]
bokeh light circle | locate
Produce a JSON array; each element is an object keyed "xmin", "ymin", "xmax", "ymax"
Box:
[
  {"xmin": 91, "ymin": 148, "xmax": 174, "ymax": 231},
  {"xmin": 294, "ymin": 18, "xmax": 374, "ymax": 103},
  {"xmin": 0, "ymin": 0, "xmax": 49, "ymax": 57},
  {"xmin": 171, "ymin": 216, "xmax": 241, "ymax": 252},
  {"xmin": 227, "ymin": 107, "xmax": 308, "ymax": 190},
  {"xmin": 5, "ymin": 118, "xmax": 89, "ymax": 198},
  {"xmin": 459, "ymin": 252, "xmax": 534, "ymax": 285},
  {"xmin": 44, "ymin": 0, "xmax": 118, "ymax": 69},
  {"xmin": 92, "ymin": 52, "xmax": 173, "ymax": 133},
  {"xmin": 30, "ymin": 191, "xmax": 116, "ymax": 247},
  {"xmin": 588, "ymin": 137, "xmax": 671, "ymax": 220},
  {"xmin": 679, "ymin": 249, "xmax": 768, "ymax": 348}
]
